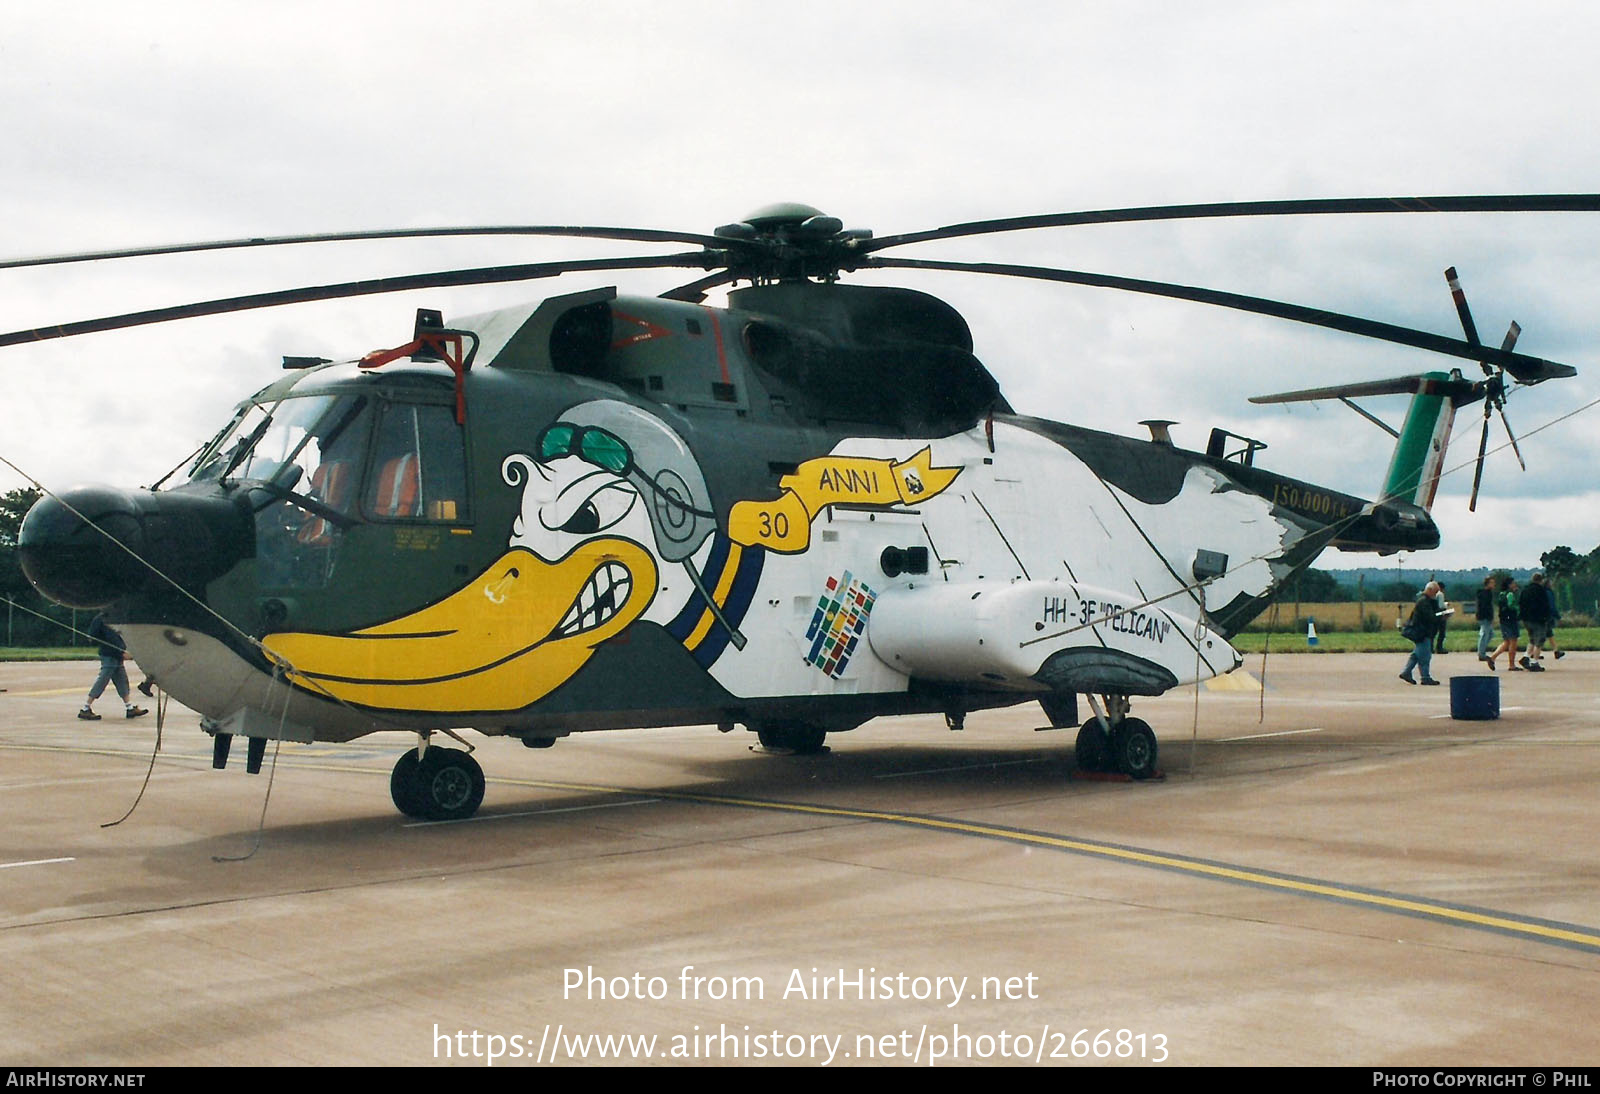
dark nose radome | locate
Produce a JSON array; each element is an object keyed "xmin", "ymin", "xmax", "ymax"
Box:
[
  {"xmin": 19, "ymin": 485, "xmax": 251, "ymax": 610},
  {"xmin": 18, "ymin": 487, "xmax": 148, "ymax": 609}
]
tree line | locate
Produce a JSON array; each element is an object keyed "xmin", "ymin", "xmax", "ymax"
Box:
[
  {"xmin": 0, "ymin": 486, "xmax": 86, "ymax": 647},
  {"xmin": 1273, "ymin": 546, "xmax": 1600, "ymax": 620}
]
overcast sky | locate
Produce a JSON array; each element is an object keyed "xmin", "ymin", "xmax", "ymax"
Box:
[{"xmin": 2, "ymin": 0, "xmax": 1597, "ymax": 571}]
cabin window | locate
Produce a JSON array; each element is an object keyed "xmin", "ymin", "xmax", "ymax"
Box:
[{"xmin": 362, "ymin": 402, "xmax": 470, "ymax": 523}]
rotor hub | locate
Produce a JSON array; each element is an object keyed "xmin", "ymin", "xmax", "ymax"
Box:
[{"xmin": 713, "ymin": 204, "xmax": 871, "ymax": 284}]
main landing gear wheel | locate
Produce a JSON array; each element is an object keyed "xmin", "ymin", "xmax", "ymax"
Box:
[
  {"xmin": 1110, "ymin": 717, "xmax": 1159, "ymax": 780},
  {"xmin": 1074, "ymin": 722, "xmax": 1110, "ymax": 772},
  {"xmin": 390, "ymin": 747, "xmax": 486, "ymax": 820},
  {"xmin": 755, "ymin": 722, "xmax": 828, "ymax": 754},
  {"xmin": 390, "ymin": 750, "xmax": 424, "ymax": 817}
]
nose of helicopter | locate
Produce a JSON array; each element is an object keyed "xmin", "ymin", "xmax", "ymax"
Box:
[
  {"xmin": 18, "ymin": 485, "xmax": 250, "ymax": 609},
  {"xmin": 18, "ymin": 487, "xmax": 148, "ymax": 608}
]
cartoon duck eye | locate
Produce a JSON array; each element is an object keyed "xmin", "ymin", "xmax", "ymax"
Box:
[
  {"xmin": 541, "ymin": 473, "xmax": 639, "ymax": 537},
  {"xmin": 560, "ymin": 501, "xmax": 601, "ymax": 535}
]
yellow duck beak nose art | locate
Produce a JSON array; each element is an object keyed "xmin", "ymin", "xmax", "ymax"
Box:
[{"xmin": 264, "ymin": 541, "xmax": 658, "ymax": 712}]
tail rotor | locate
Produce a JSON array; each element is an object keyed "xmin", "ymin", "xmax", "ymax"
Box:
[{"xmin": 1447, "ymin": 267, "xmax": 1526, "ymax": 510}]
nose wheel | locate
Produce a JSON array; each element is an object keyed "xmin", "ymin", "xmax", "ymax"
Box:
[{"xmin": 391, "ymin": 745, "xmax": 486, "ymax": 820}]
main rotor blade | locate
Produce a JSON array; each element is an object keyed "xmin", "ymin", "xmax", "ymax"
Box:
[
  {"xmin": 0, "ymin": 252, "xmax": 721, "ymax": 348},
  {"xmin": 860, "ymin": 254, "xmax": 1578, "ymax": 381},
  {"xmin": 0, "ymin": 225, "xmax": 735, "ymax": 271},
  {"xmin": 864, "ymin": 194, "xmax": 1600, "ymax": 252}
]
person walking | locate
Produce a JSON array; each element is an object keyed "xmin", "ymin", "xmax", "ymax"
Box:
[
  {"xmin": 1475, "ymin": 575, "xmax": 1497, "ymax": 662},
  {"xmin": 1486, "ymin": 577, "xmax": 1522, "ymax": 672},
  {"xmin": 78, "ymin": 614, "xmax": 149, "ymax": 721},
  {"xmin": 1399, "ymin": 581, "xmax": 1443, "ymax": 686},
  {"xmin": 1521, "ymin": 572, "xmax": 1563, "ymax": 670}
]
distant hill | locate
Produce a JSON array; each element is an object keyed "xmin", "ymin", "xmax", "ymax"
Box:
[{"xmin": 1326, "ymin": 566, "xmax": 1532, "ymax": 594}]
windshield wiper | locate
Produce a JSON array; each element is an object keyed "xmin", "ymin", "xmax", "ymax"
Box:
[
  {"xmin": 219, "ymin": 414, "xmax": 275, "ymax": 483},
  {"xmin": 245, "ymin": 471, "xmax": 357, "ymax": 530}
]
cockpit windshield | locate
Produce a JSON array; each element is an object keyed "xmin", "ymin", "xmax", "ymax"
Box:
[{"xmin": 190, "ymin": 394, "xmax": 363, "ymax": 488}]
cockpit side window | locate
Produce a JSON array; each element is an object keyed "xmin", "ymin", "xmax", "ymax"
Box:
[
  {"xmin": 293, "ymin": 396, "xmax": 370, "ymax": 544},
  {"xmin": 250, "ymin": 394, "xmax": 373, "ymax": 590},
  {"xmin": 362, "ymin": 402, "xmax": 471, "ymax": 523}
]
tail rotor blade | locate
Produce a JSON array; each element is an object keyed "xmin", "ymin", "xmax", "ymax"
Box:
[
  {"xmin": 1496, "ymin": 321, "xmax": 1526, "ymax": 470},
  {"xmin": 1498, "ymin": 404, "xmax": 1528, "ymax": 471},
  {"xmin": 1468, "ymin": 407, "xmax": 1492, "ymax": 512},
  {"xmin": 1445, "ymin": 266, "xmax": 1484, "ymax": 356},
  {"xmin": 1500, "ymin": 320, "xmax": 1521, "ymax": 354}
]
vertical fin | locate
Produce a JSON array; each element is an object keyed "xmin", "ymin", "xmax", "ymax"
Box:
[
  {"xmin": 1252, "ymin": 370, "xmax": 1477, "ymax": 513},
  {"xmin": 1379, "ymin": 371, "xmax": 1458, "ymax": 510}
]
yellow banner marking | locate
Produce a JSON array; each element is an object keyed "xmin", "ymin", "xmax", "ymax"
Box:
[{"xmin": 729, "ymin": 447, "xmax": 961, "ymax": 553}]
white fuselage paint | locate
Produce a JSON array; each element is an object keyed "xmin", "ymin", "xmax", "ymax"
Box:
[{"xmin": 710, "ymin": 422, "xmax": 1288, "ymax": 696}]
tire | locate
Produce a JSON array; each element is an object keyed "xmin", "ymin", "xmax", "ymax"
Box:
[
  {"xmin": 756, "ymin": 722, "xmax": 828, "ymax": 754},
  {"xmin": 1111, "ymin": 718, "xmax": 1159, "ymax": 780},
  {"xmin": 390, "ymin": 750, "xmax": 425, "ymax": 818},
  {"xmin": 1074, "ymin": 722, "xmax": 1109, "ymax": 772},
  {"xmin": 412, "ymin": 748, "xmax": 486, "ymax": 821}
]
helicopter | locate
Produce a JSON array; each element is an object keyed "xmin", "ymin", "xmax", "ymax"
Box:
[{"xmin": 8, "ymin": 196, "xmax": 1590, "ymax": 822}]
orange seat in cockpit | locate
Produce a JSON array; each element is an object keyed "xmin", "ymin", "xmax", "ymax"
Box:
[
  {"xmin": 372, "ymin": 453, "xmax": 421, "ymax": 517},
  {"xmin": 296, "ymin": 459, "xmax": 353, "ymax": 546}
]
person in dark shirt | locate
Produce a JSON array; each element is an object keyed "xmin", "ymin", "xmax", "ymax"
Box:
[
  {"xmin": 1399, "ymin": 581, "xmax": 1443, "ymax": 686},
  {"xmin": 1521, "ymin": 572, "xmax": 1563, "ymax": 670},
  {"xmin": 1542, "ymin": 578, "xmax": 1567, "ymax": 663},
  {"xmin": 1475, "ymin": 576, "xmax": 1497, "ymax": 662},
  {"xmin": 78, "ymin": 614, "xmax": 149, "ymax": 721}
]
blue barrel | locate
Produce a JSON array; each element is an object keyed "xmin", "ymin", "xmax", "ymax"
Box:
[{"xmin": 1450, "ymin": 676, "xmax": 1500, "ymax": 720}]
